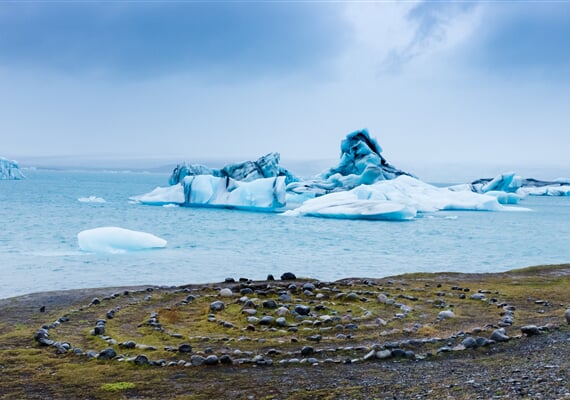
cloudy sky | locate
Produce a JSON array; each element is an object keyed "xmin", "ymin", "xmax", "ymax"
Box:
[{"xmin": 1, "ymin": 1, "xmax": 569, "ymax": 177}]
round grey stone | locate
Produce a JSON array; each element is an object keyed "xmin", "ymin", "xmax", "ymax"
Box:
[
  {"xmin": 204, "ymin": 355, "xmax": 219, "ymax": 366},
  {"xmin": 134, "ymin": 355, "xmax": 149, "ymax": 366},
  {"xmin": 178, "ymin": 343, "xmax": 192, "ymax": 353},
  {"xmin": 210, "ymin": 301, "xmax": 225, "ymax": 312},
  {"xmin": 490, "ymin": 328, "xmax": 510, "ymax": 342},
  {"xmin": 294, "ymin": 305, "xmax": 310, "ymax": 316},
  {"xmin": 259, "ymin": 316, "xmax": 275, "ymax": 326},
  {"xmin": 281, "ymin": 272, "xmax": 297, "ymax": 280},
  {"xmin": 98, "ymin": 347, "xmax": 116, "ymax": 360},
  {"xmin": 191, "ymin": 355, "xmax": 205, "ymax": 366}
]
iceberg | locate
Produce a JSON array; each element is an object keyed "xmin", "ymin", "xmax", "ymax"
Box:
[
  {"xmin": 170, "ymin": 152, "xmax": 298, "ymax": 185},
  {"xmin": 469, "ymin": 172, "xmax": 570, "ymax": 197},
  {"xmin": 0, "ymin": 157, "xmax": 25, "ymax": 180},
  {"xmin": 285, "ymin": 175, "xmax": 525, "ymax": 220},
  {"xmin": 134, "ymin": 129, "xmax": 529, "ymax": 219},
  {"xmin": 78, "ymin": 227, "xmax": 167, "ymax": 254}
]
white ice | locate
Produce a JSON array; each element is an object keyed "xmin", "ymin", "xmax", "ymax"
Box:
[
  {"xmin": 131, "ymin": 184, "xmax": 185, "ymax": 205},
  {"xmin": 0, "ymin": 156, "xmax": 25, "ymax": 180},
  {"xmin": 78, "ymin": 196, "xmax": 106, "ymax": 203},
  {"xmin": 77, "ymin": 227, "xmax": 167, "ymax": 254},
  {"xmin": 284, "ymin": 176, "xmax": 528, "ymax": 221}
]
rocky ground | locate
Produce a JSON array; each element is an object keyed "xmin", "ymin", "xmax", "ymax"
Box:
[{"xmin": 0, "ymin": 265, "xmax": 569, "ymax": 399}]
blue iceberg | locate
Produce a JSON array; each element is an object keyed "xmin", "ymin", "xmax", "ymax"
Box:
[
  {"xmin": 467, "ymin": 172, "xmax": 570, "ymax": 198},
  {"xmin": 134, "ymin": 129, "xmax": 526, "ymax": 219},
  {"xmin": 0, "ymin": 157, "xmax": 25, "ymax": 180}
]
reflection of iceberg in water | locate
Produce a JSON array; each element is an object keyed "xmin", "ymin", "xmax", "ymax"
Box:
[
  {"xmin": 0, "ymin": 157, "xmax": 25, "ymax": 180},
  {"xmin": 133, "ymin": 129, "xmax": 529, "ymax": 220}
]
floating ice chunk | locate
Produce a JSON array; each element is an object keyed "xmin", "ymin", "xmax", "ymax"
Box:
[
  {"xmin": 77, "ymin": 227, "xmax": 167, "ymax": 254},
  {"xmin": 285, "ymin": 176, "xmax": 528, "ymax": 220},
  {"xmin": 284, "ymin": 195, "xmax": 416, "ymax": 221},
  {"xmin": 517, "ymin": 185, "xmax": 570, "ymax": 196},
  {"xmin": 484, "ymin": 191, "xmax": 523, "ymax": 204},
  {"xmin": 132, "ymin": 184, "xmax": 185, "ymax": 205},
  {"xmin": 78, "ymin": 196, "xmax": 106, "ymax": 203},
  {"xmin": 471, "ymin": 172, "xmax": 570, "ymax": 197},
  {"xmin": 0, "ymin": 156, "xmax": 25, "ymax": 180}
]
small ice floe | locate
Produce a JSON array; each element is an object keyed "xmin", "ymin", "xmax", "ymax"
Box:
[
  {"xmin": 77, "ymin": 227, "xmax": 167, "ymax": 254},
  {"xmin": 78, "ymin": 196, "xmax": 106, "ymax": 203}
]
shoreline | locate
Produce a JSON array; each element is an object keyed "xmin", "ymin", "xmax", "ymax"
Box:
[{"xmin": 1, "ymin": 264, "xmax": 569, "ymax": 399}]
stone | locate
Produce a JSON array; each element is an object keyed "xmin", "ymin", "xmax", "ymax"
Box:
[
  {"xmin": 134, "ymin": 355, "xmax": 149, "ymax": 366},
  {"xmin": 219, "ymin": 288, "xmax": 233, "ymax": 297},
  {"xmin": 120, "ymin": 341, "xmax": 136, "ymax": 349},
  {"xmin": 302, "ymin": 282, "xmax": 316, "ymax": 291},
  {"xmin": 240, "ymin": 288, "xmax": 254, "ymax": 295},
  {"xmin": 106, "ymin": 310, "xmax": 115, "ymax": 319},
  {"xmin": 345, "ymin": 293, "xmax": 359, "ymax": 301},
  {"xmin": 267, "ymin": 274, "xmax": 275, "ymax": 281},
  {"xmin": 521, "ymin": 325, "xmax": 541, "ymax": 336},
  {"xmin": 220, "ymin": 354, "xmax": 233, "ymax": 364},
  {"xmin": 204, "ymin": 355, "xmax": 219, "ymax": 366},
  {"xmin": 475, "ymin": 337, "xmax": 491, "ymax": 347},
  {"xmin": 470, "ymin": 293, "xmax": 486, "ymax": 300},
  {"xmin": 281, "ymin": 272, "xmax": 296, "ymax": 280},
  {"xmin": 376, "ymin": 349, "xmax": 392, "ymax": 359},
  {"xmin": 259, "ymin": 316, "xmax": 275, "ymax": 326},
  {"xmin": 90, "ymin": 298, "xmax": 101, "ymax": 305},
  {"xmin": 98, "ymin": 347, "xmax": 116, "ymax": 360},
  {"xmin": 275, "ymin": 317, "xmax": 288, "ymax": 327},
  {"xmin": 438, "ymin": 310, "xmax": 455, "ymax": 319},
  {"xmin": 301, "ymin": 346, "xmax": 314, "ymax": 356},
  {"xmin": 565, "ymin": 309, "xmax": 570, "ymax": 325},
  {"xmin": 178, "ymin": 344, "xmax": 192, "ymax": 353},
  {"xmin": 276, "ymin": 306, "xmax": 290, "ymax": 316},
  {"xmin": 294, "ymin": 305, "xmax": 310, "ymax": 316},
  {"xmin": 210, "ymin": 301, "xmax": 225, "ymax": 312},
  {"xmin": 191, "ymin": 355, "xmax": 205, "ymax": 366},
  {"xmin": 461, "ymin": 337, "xmax": 478, "ymax": 349},
  {"xmin": 263, "ymin": 300, "xmax": 278, "ymax": 309},
  {"xmin": 490, "ymin": 328, "xmax": 510, "ymax": 342}
]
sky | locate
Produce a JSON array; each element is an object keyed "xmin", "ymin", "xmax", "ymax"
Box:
[{"xmin": 1, "ymin": 1, "xmax": 570, "ymax": 179}]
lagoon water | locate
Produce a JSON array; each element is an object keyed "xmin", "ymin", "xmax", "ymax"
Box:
[{"xmin": 1, "ymin": 169, "xmax": 569, "ymax": 299}]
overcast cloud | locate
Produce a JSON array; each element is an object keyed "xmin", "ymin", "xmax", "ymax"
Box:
[{"xmin": 1, "ymin": 1, "xmax": 569, "ymax": 179}]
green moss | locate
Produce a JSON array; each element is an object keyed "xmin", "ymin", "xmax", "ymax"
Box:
[{"xmin": 100, "ymin": 381, "xmax": 136, "ymax": 391}]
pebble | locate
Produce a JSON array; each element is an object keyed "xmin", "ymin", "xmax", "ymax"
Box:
[
  {"xmin": 438, "ymin": 310, "xmax": 455, "ymax": 319},
  {"xmin": 281, "ymin": 272, "xmax": 296, "ymax": 280},
  {"xmin": 259, "ymin": 316, "xmax": 275, "ymax": 326},
  {"xmin": 178, "ymin": 344, "xmax": 192, "ymax": 353},
  {"xmin": 521, "ymin": 325, "xmax": 541, "ymax": 336},
  {"xmin": 263, "ymin": 300, "xmax": 278, "ymax": 309},
  {"xmin": 210, "ymin": 301, "xmax": 225, "ymax": 312},
  {"xmin": 470, "ymin": 293, "xmax": 487, "ymax": 300},
  {"xmin": 490, "ymin": 328, "xmax": 510, "ymax": 342},
  {"xmin": 134, "ymin": 355, "xmax": 149, "ymax": 366},
  {"xmin": 462, "ymin": 337, "xmax": 478, "ymax": 349},
  {"xmin": 565, "ymin": 309, "xmax": 570, "ymax": 325},
  {"xmin": 98, "ymin": 347, "xmax": 117, "ymax": 360},
  {"xmin": 191, "ymin": 355, "xmax": 205, "ymax": 366},
  {"xmin": 219, "ymin": 288, "xmax": 233, "ymax": 297},
  {"xmin": 276, "ymin": 306, "xmax": 290, "ymax": 316},
  {"xmin": 275, "ymin": 317, "xmax": 288, "ymax": 327},
  {"xmin": 376, "ymin": 349, "xmax": 392, "ymax": 359},
  {"xmin": 301, "ymin": 346, "xmax": 314, "ymax": 356},
  {"xmin": 294, "ymin": 305, "xmax": 310, "ymax": 316},
  {"xmin": 204, "ymin": 355, "xmax": 219, "ymax": 366}
]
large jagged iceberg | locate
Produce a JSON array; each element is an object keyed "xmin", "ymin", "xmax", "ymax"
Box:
[
  {"xmin": 134, "ymin": 129, "xmax": 527, "ymax": 219},
  {"xmin": 0, "ymin": 157, "xmax": 25, "ymax": 180}
]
